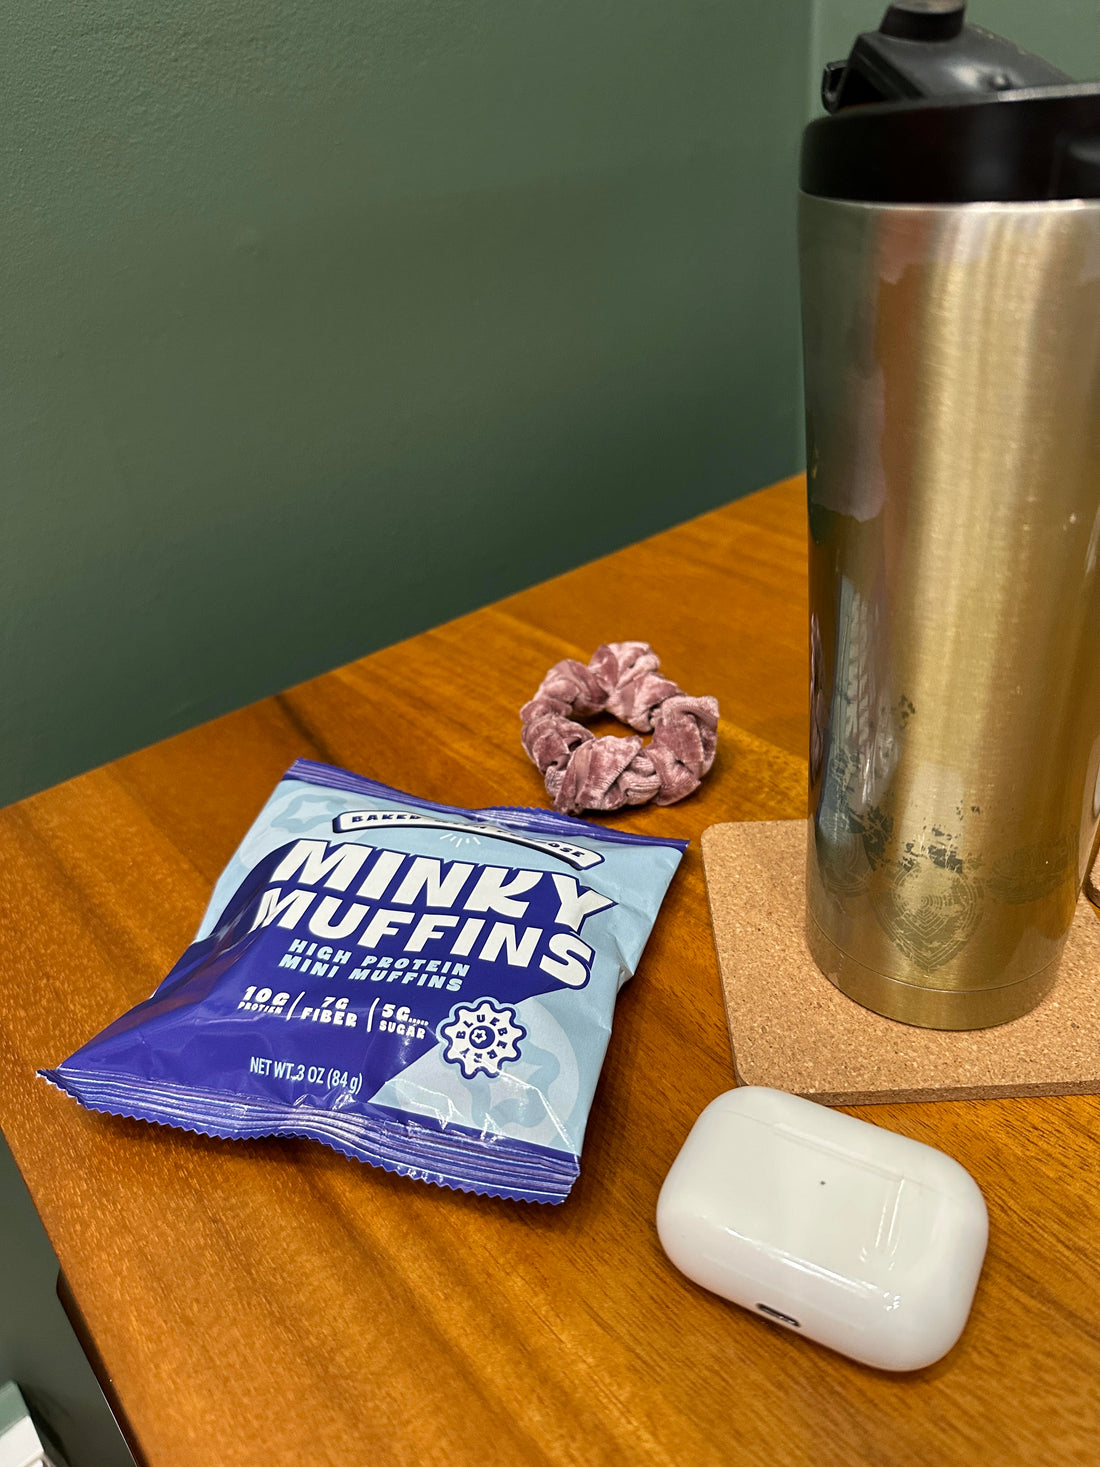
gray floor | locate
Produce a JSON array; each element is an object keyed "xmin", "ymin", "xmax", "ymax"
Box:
[{"xmin": 0, "ymin": 1131, "xmax": 135, "ymax": 1467}]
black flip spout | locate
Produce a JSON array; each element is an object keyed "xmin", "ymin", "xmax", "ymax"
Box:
[
  {"xmin": 802, "ymin": 0, "xmax": 1100, "ymax": 202},
  {"xmin": 821, "ymin": 0, "xmax": 1071, "ymax": 113}
]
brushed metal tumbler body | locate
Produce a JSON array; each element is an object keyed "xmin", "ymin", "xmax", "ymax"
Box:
[{"xmin": 802, "ymin": 194, "xmax": 1100, "ymax": 1028}]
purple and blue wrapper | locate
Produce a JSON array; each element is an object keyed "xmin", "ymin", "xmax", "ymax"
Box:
[{"xmin": 41, "ymin": 760, "xmax": 685, "ymax": 1203}]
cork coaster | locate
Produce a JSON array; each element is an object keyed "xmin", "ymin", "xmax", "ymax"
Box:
[{"xmin": 701, "ymin": 819, "xmax": 1100, "ymax": 1105}]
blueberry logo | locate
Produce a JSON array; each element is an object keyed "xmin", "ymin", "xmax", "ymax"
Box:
[{"xmin": 438, "ymin": 999, "xmax": 526, "ymax": 1079}]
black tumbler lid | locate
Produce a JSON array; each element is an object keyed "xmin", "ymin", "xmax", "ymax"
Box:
[{"xmin": 803, "ymin": 2, "xmax": 1100, "ymax": 203}]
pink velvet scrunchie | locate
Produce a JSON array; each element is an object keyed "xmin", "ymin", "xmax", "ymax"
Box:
[{"xmin": 520, "ymin": 642, "xmax": 719, "ymax": 815}]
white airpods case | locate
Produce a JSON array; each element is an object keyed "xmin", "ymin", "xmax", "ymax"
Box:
[{"xmin": 657, "ymin": 1087, "xmax": 988, "ymax": 1371}]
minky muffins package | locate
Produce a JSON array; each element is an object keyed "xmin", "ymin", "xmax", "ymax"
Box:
[{"xmin": 42, "ymin": 760, "xmax": 685, "ymax": 1203}]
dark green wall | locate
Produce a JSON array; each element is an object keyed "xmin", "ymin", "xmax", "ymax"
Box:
[{"xmin": 2, "ymin": 0, "xmax": 810, "ymax": 808}]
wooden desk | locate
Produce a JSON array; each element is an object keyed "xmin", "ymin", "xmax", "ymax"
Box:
[{"xmin": 2, "ymin": 476, "xmax": 1098, "ymax": 1466}]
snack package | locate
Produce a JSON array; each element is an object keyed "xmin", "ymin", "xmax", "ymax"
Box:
[{"xmin": 41, "ymin": 760, "xmax": 685, "ymax": 1203}]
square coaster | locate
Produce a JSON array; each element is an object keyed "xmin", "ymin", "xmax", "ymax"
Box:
[{"xmin": 701, "ymin": 819, "xmax": 1100, "ymax": 1105}]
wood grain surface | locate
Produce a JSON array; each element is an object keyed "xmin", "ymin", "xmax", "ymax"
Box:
[{"xmin": 2, "ymin": 476, "xmax": 1099, "ymax": 1466}]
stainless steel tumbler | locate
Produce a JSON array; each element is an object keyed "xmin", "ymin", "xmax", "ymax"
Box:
[{"xmin": 800, "ymin": 3, "xmax": 1100, "ymax": 1028}]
